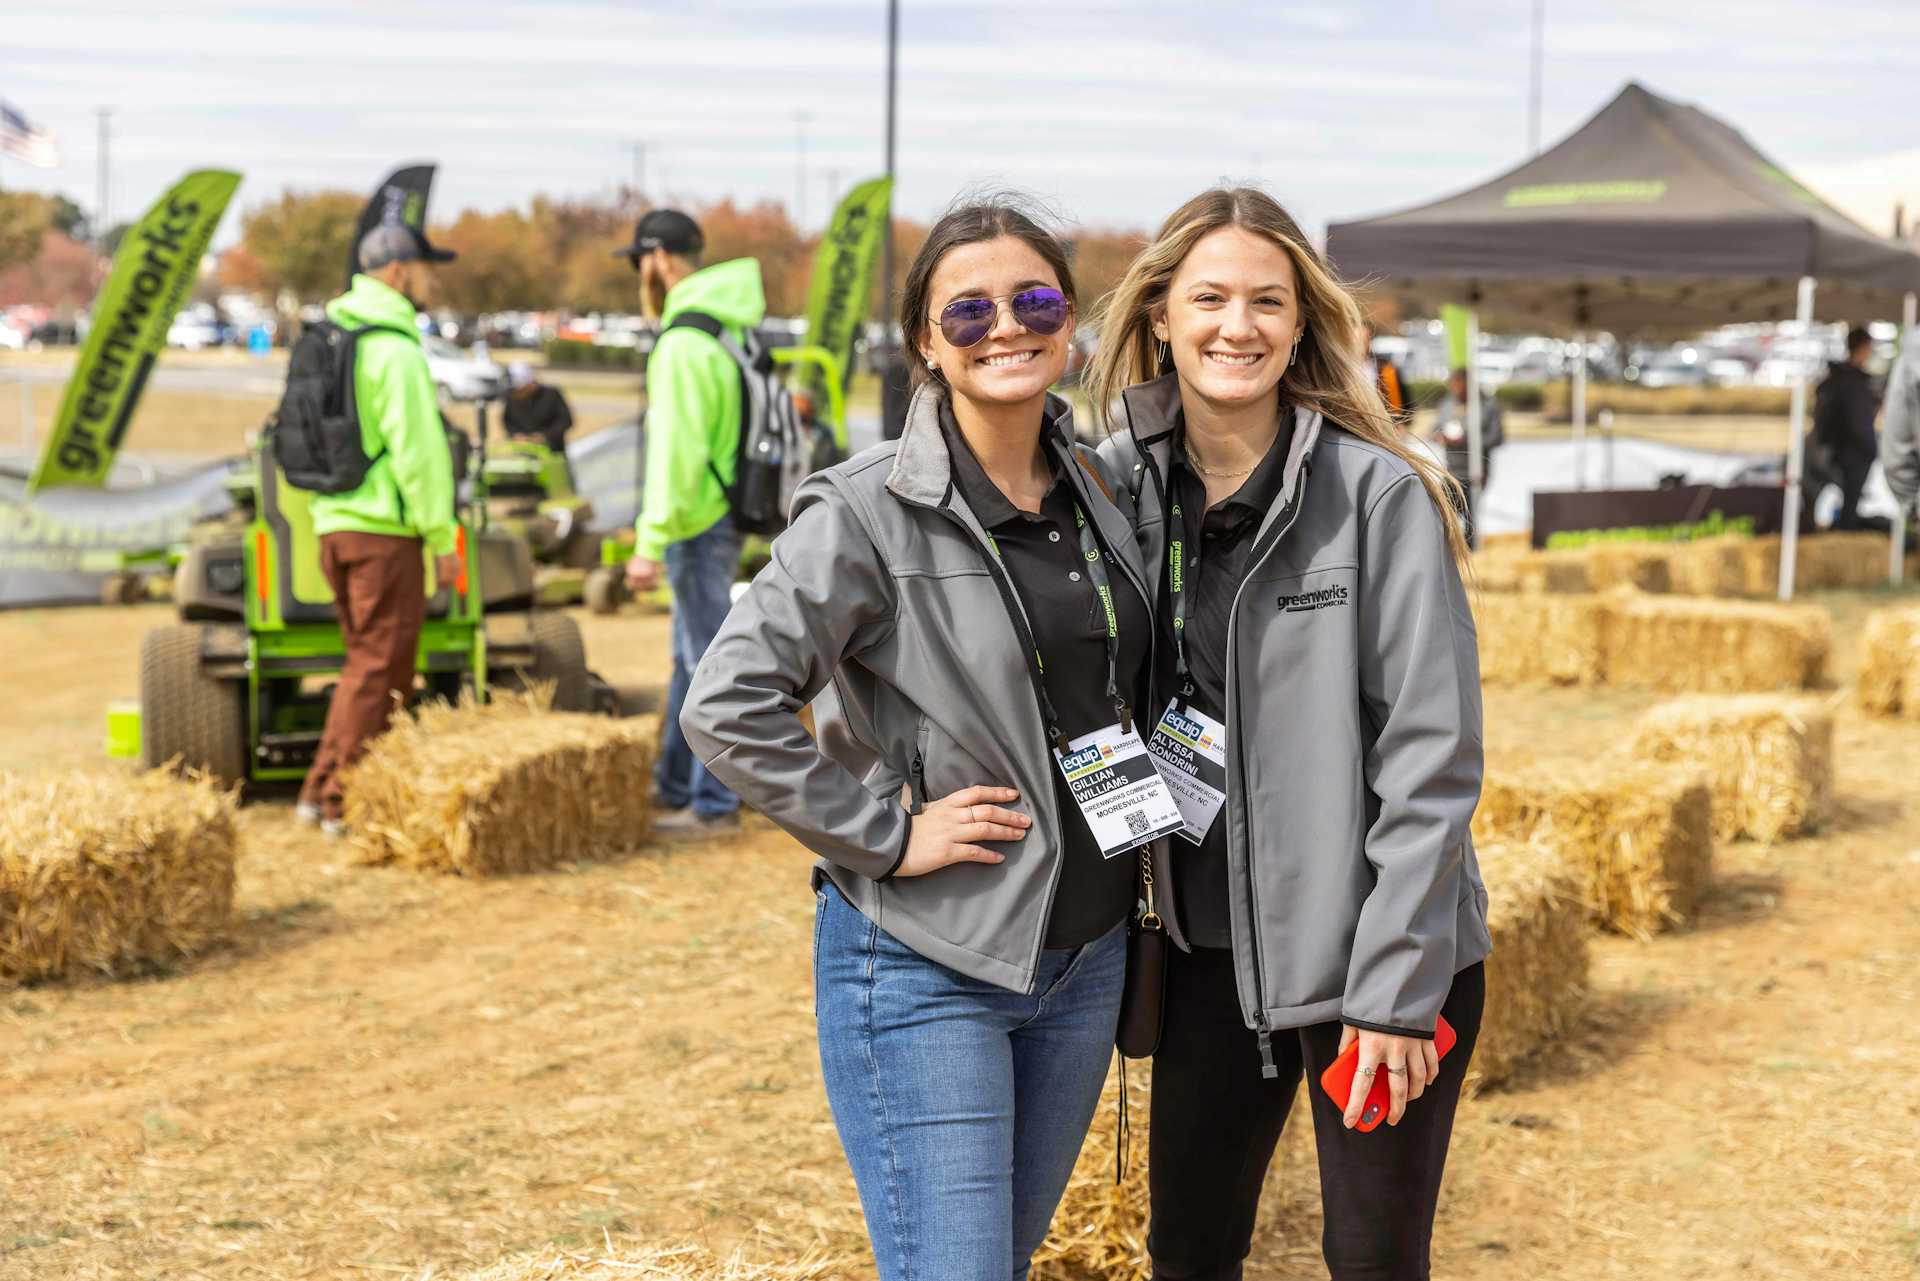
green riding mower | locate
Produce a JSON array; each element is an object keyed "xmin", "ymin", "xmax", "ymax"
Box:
[
  {"xmin": 482, "ymin": 438, "xmax": 605, "ymax": 605},
  {"xmin": 138, "ymin": 430, "xmax": 603, "ymax": 788}
]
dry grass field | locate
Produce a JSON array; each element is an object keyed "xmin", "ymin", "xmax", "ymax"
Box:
[{"xmin": 3, "ymin": 584, "xmax": 1919, "ymax": 1280}]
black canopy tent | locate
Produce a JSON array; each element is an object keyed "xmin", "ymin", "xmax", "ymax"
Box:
[{"xmin": 1325, "ymin": 82, "xmax": 1920, "ymax": 595}]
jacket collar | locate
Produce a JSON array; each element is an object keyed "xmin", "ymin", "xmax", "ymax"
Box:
[
  {"xmin": 886, "ymin": 382, "xmax": 1078, "ymax": 510},
  {"xmin": 1120, "ymin": 372, "xmax": 1324, "ymax": 543}
]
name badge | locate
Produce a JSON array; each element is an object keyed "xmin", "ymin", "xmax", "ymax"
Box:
[
  {"xmin": 1145, "ymin": 701, "xmax": 1228, "ymax": 845},
  {"xmin": 1054, "ymin": 722, "xmax": 1186, "ymax": 859}
]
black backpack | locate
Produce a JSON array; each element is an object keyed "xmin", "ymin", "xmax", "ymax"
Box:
[
  {"xmin": 271, "ymin": 320, "xmax": 413, "ymax": 493},
  {"xmin": 662, "ymin": 311, "xmax": 811, "ymax": 536}
]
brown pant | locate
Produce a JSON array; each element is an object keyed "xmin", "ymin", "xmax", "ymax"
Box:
[{"xmin": 299, "ymin": 531, "xmax": 426, "ymax": 819}]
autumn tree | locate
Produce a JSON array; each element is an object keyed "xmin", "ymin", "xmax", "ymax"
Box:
[
  {"xmin": 239, "ymin": 189, "xmax": 363, "ymax": 301},
  {"xmin": 0, "ymin": 230, "xmax": 97, "ymax": 311},
  {"xmin": 0, "ymin": 192, "xmax": 53, "ymax": 275},
  {"xmin": 434, "ymin": 207, "xmax": 552, "ymax": 313}
]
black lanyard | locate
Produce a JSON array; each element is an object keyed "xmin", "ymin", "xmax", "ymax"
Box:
[
  {"xmin": 1166, "ymin": 491, "xmax": 1201, "ymax": 696},
  {"xmin": 976, "ymin": 492, "xmax": 1131, "ymax": 752}
]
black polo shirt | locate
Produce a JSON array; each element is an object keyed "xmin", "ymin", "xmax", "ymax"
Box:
[
  {"xmin": 1158, "ymin": 408, "xmax": 1295, "ymax": 949},
  {"xmin": 941, "ymin": 404, "xmax": 1153, "ymax": 949}
]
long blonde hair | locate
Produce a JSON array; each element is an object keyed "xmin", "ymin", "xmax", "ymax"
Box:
[{"xmin": 1087, "ymin": 187, "xmax": 1469, "ymax": 568}]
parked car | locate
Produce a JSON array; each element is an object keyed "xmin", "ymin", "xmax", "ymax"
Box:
[
  {"xmin": 1623, "ymin": 348, "xmax": 1708, "ymax": 388},
  {"xmin": 423, "ymin": 334, "xmax": 505, "ymax": 402},
  {"xmin": 166, "ymin": 313, "xmax": 224, "ymax": 350}
]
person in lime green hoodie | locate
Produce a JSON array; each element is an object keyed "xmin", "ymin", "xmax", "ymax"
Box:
[
  {"xmin": 296, "ymin": 222, "xmax": 461, "ymax": 835},
  {"xmin": 617, "ymin": 209, "xmax": 762, "ymax": 833}
]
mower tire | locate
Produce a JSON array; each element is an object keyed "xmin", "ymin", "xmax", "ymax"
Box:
[
  {"xmin": 526, "ymin": 611, "xmax": 594, "ymax": 712},
  {"xmin": 583, "ymin": 565, "xmax": 627, "ymax": 616},
  {"xmin": 140, "ymin": 624, "xmax": 248, "ymax": 785}
]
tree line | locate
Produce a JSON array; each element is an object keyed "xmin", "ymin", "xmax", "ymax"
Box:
[{"xmin": 2, "ymin": 186, "xmax": 1147, "ymax": 323}]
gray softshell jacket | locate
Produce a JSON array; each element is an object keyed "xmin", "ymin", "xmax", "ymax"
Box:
[
  {"xmin": 1097, "ymin": 375, "xmax": 1491, "ymax": 1043},
  {"xmin": 1883, "ymin": 347, "xmax": 1920, "ymax": 513},
  {"xmin": 680, "ymin": 387, "xmax": 1156, "ymax": 994}
]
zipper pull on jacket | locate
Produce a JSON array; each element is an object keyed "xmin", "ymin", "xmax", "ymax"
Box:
[{"xmin": 1257, "ymin": 1031, "xmax": 1278, "ymax": 1080}]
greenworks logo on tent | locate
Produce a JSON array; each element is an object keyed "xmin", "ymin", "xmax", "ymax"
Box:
[{"xmin": 1503, "ymin": 181, "xmax": 1667, "ymax": 208}]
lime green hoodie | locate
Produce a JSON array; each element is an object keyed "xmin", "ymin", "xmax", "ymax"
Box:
[
  {"xmin": 635, "ymin": 258, "xmax": 767, "ymax": 561},
  {"xmin": 309, "ymin": 274, "xmax": 458, "ymax": 555}
]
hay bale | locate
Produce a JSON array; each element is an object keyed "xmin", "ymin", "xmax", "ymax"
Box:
[
  {"xmin": 1629, "ymin": 696, "xmax": 1834, "ymax": 843},
  {"xmin": 1474, "ymin": 763, "xmax": 1713, "ymax": 938},
  {"xmin": 1480, "ymin": 531, "xmax": 1533, "ymax": 554},
  {"xmin": 344, "ymin": 692, "xmax": 656, "ymax": 876},
  {"xmin": 1471, "ymin": 549, "xmax": 1526, "ymax": 594},
  {"xmin": 1602, "ymin": 592, "xmax": 1829, "ymax": 692},
  {"xmin": 1033, "ymin": 1057, "xmax": 1152, "ymax": 1280},
  {"xmin": 451, "ymin": 1244, "xmax": 836, "ymax": 1280},
  {"xmin": 1667, "ymin": 536, "xmax": 1750, "ymax": 597},
  {"xmin": 1513, "ymin": 548, "xmax": 1593, "ymax": 595},
  {"xmin": 1473, "ymin": 840, "xmax": 1590, "ymax": 1088},
  {"xmin": 1857, "ymin": 607, "xmax": 1920, "ymax": 718},
  {"xmin": 1472, "ymin": 592, "xmax": 1610, "ymax": 687},
  {"xmin": 1584, "ymin": 544, "xmax": 1673, "ymax": 594},
  {"xmin": 1793, "ymin": 532, "xmax": 1890, "ymax": 591},
  {"xmin": 1734, "ymin": 535, "xmax": 1783, "ymax": 598},
  {"xmin": 0, "ymin": 770, "xmax": 237, "ymax": 986}
]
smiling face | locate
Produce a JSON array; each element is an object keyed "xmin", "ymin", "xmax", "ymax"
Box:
[
  {"xmin": 1156, "ymin": 224, "xmax": 1303, "ymax": 413},
  {"xmin": 918, "ymin": 236, "xmax": 1074, "ymax": 410}
]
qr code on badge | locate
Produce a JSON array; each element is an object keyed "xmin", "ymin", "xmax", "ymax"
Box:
[{"xmin": 1125, "ymin": 808, "xmax": 1151, "ymax": 838}]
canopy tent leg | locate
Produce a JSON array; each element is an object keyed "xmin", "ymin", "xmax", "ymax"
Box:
[
  {"xmin": 1897, "ymin": 291, "xmax": 1918, "ymax": 588},
  {"xmin": 1465, "ymin": 309, "xmax": 1484, "ymax": 550},
  {"xmin": 1893, "ymin": 510, "xmax": 1907, "ymax": 587},
  {"xmin": 1777, "ymin": 275, "xmax": 1816, "ymax": 602},
  {"xmin": 1571, "ymin": 331, "xmax": 1588, "ymax": 490}
]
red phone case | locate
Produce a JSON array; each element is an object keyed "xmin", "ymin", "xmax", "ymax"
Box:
[{"xmin": 1317, "ymin": 1015, "xmax": 1457, "ymax": 1132}]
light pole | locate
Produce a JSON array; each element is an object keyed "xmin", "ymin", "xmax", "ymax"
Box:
[
  {"xmin": 1528, "ymin": 0, "xmax": 1544, "ymax": 154},
  {"xmin": 880, "ymin": 0, "xmax": 898, "ymax": 336},
  {"xmin": 95, "ymin": 107, "xmax": 113, "ymax": 255},
  {"xmin": 796, "ymin": 111, "xmax": 811, "ymax": 230}
]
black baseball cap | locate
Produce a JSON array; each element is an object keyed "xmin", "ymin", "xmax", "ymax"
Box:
[
  {"xmin": 615, "ymin": 209, "xmax": 704, "ymax": 263},
  {"xmin": 359, "ymin": 221, "xmax": 457, "ymax": 269}
]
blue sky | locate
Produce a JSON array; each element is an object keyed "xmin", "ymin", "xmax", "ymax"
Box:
[{"xmin": 4, "ymin": 0, "xmax": 1918, "ymax": 242}]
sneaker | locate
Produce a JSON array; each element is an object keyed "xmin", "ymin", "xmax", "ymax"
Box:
[
  {"xmin": 294, "ymin": 801, "xmax": 322, "ymax": 826},
  {"xmin": 652, "ymin": 808, "xmax": 741, "ymax": 839}
]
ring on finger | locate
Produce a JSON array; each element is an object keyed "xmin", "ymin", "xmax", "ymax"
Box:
[
  {"xmin": 966, "ymin": 804, "xmax": 977, "ymax": 823},
  {"xmin": 1384, "ymin": 1065, "xmax": 1408, "ymax": 1076},
  {"xmin": 1355, "ymin": 1066, "xmax": 1377, "ymax": 1078}
]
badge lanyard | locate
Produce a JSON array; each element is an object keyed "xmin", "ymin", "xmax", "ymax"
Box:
[
  {"xmin": 979, "ymin": 496, "xmax": 1131, "ymax": 750},
  {"xmin": 1166, "ymin": 494, "xmax": 1201, "ymax": 698}
]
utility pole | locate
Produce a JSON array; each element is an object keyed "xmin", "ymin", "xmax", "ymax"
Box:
[
  {"xmin": 795, "ymin": 111, "xmax": 811, "ymax": 230},
  {"xmin": 881, "ymin": 0, "xmax": 899, "ymax": 335},
  {"xmin": 96, "ymin": 107, "xmax": 113, "ymax": 254},
  {"xmin": 1528, "ymin": 0, "xmax": 1544, "ymax": 154}
]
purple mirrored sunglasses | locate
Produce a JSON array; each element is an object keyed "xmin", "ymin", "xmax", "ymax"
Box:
[{"xmin": 933, "ymin": 287, "xmax": 1071, "ymax": 348}]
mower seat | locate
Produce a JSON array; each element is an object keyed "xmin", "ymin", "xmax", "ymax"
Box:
[{"xmin": 257, "ymin": 460, "xmax": 455, "ymax": 624}]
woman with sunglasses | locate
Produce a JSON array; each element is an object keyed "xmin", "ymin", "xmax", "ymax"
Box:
[
  {"xmin": 1091, "ymin": 187, "xmax": 1489, "ymax": 1280},
  {"xmin": 682, "ymin": 196, "xmax": 1174, "ymax": 1281}
]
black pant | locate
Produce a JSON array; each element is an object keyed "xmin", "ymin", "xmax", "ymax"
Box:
[
  {"xmin": 1148, "ymin": 946, "xmax": 1485, "ymax": 1281},
  {"xmin": 1834, "ymin": 450, "xmax": 1874, "ymax": 531}
]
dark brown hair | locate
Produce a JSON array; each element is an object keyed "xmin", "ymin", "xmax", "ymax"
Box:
[{"xmin": 899, "ymin": 194, "xmax": 1077, "ymax": 386}]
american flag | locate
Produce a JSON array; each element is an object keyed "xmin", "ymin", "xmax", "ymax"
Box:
[{"xmin": 0, "ymin": 100, "xmax": 61, "ymax": 169}]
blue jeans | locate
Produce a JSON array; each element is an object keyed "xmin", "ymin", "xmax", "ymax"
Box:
[
  {"xmin": 813, "ymin": 881, "xmax": 1126, "ymax": 1281},
  {"xmin": 655, "ymin": 515, "xmax": 743, "ymax": 817}
]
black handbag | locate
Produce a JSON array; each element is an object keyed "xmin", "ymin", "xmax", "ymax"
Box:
[{"xmin": 1116, "ymin": 845, "xmax": 1168, "ymax": 1059}]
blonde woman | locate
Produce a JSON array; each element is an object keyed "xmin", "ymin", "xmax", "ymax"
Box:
[{"xmin": 1090, "ymin": 187, "xmax": 1489, "ymax": 1281}]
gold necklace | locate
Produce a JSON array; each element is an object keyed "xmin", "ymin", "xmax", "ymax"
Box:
[{"xmin": 1185, "ymin": 448, "xmax": 1258, "ymax": 479}]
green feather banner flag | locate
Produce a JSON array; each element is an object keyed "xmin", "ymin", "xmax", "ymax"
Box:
[
  {"xmin": 798, "ymin": 175, "xmax": 893, "ymax": 403},
  {"xmin": 29, "ymin": 169, "xmax": 242, "ymax": 493}
]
